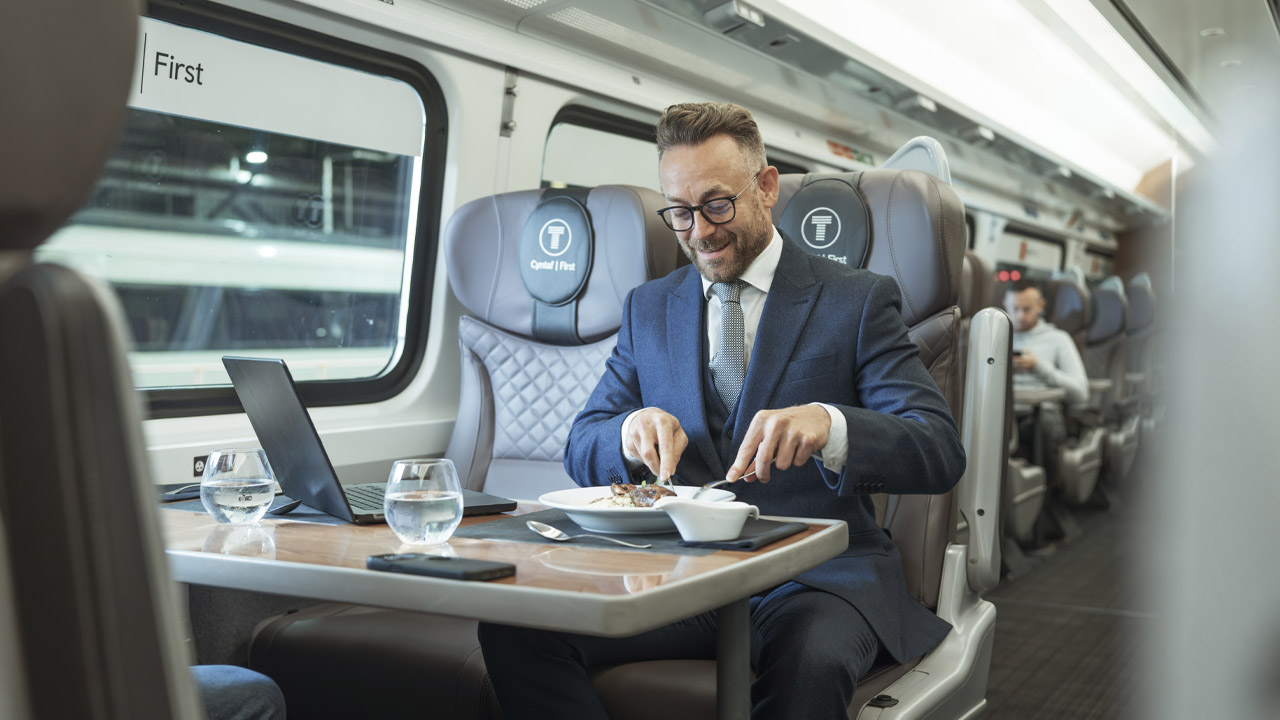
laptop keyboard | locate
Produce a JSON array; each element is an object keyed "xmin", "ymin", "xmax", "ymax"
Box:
[{"xmin": 343, "ymin": 483, "xmax": 386, "ymax": 513}]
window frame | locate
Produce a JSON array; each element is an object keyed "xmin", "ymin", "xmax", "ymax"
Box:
[
  {"xmin": 543, "ymin": 105, "xmax": 813, "ymax": 185},
  {"xmin": 140, "ymin": 0, "xmax": 447, "ymax": 419},
  {"xmin": 998, "ymin": 223, "xmax": 1068, "ymax": 273}
]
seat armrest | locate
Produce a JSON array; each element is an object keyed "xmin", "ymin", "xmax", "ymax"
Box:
[{"xmin": 1088, "ymin": 378, "xmax": 1113, "ymax": 392}]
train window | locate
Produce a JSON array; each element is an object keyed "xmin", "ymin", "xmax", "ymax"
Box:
[
  {"xmin": 542, "ymin": 106, "xmax": 812, "ymax": 191},
  {"xmin": 1084, "ymin": 249, "xmax": 1114, "ymax": 279},
  {"xmin": 543, "ymin": 121, "xmax": 659, "ymax": 191},
  {"xmin": 37, "ymin": 14, "xmax": 441, "ymax": 411},
  {"xmin": 992, "ymin": 229, "xmax": 1064, "ymax": 284}
]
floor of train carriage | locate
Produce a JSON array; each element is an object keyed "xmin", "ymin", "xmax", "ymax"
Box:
[{"xmin": 982, "ymin": 451, "xmax": 1156, "ymax": 719}]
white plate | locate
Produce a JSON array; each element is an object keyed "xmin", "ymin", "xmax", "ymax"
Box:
[{"xmin": 538, "ymin": 485, "xmax": 736, "ymax": 535}]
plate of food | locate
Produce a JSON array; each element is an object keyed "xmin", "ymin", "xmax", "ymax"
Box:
[{"xmin": 537, "ymin": 483, "xmax": 736, "ymax": 535}]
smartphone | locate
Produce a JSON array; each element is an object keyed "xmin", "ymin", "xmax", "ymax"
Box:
[
  {"xmin": 366, "ymin": 553, "xmax": 516, "ymax": 581},
  {"xmin": 1012, "ymin": 349, "xmax": 1024, "ymax": 356}
]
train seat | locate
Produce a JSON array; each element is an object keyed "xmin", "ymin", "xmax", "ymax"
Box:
[
  {"xmin": 762, "ymin": 166, "xmax": 1001, "ymax": 717},
  {"xmin": 1084, "ymin": 278, "xmax": 1139, "ymax": 484},
  {"xmin": 0, "ymin": 0, "xmax": 208, "ymax": 716},
  {"xmin": 443, "ymin": 185, "xmax": 682, "ymax": 500},
  {"xmin": 579, "ymin": 165, "xmax": 1001, "ymax": 719},
  {"xmin": 1045, "ymin": 274, "xmax": 1105, "ymax": 505},
  {"xmin": 1126, "ymin": 273, "xmax": 1161, "ymax": 442},
  {"xmin": 247, "ymin": 184, "xmax": 681, "ymax": 718}
]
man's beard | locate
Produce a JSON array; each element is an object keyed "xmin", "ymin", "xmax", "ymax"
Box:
[{"xmin": 680, "ymin": 210, "xmax": 771, "ymax": 282}]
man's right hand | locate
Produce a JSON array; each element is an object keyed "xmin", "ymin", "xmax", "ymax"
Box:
[
  {"xmin": 623, "ymin": 408, "xmax": 688, "ymax": 480},
  {"xmin": 1012, "ymin": 349, "xmax": 1038, "ymax": 372}
]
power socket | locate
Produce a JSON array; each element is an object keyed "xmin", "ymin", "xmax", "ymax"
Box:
[{"xmin": 193, "ymin": 455, "xmax": 209, "ymax": 477}]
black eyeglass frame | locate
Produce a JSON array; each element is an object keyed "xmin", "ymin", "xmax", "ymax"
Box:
[{"xmin": 656, "ymin": 169, "xmax": 764, "ymax": 232}]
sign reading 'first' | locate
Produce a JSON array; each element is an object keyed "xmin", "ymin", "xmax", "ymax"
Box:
[{"xmin": 129, "ymin": 17, "xmax": 425, "ymax": 159}]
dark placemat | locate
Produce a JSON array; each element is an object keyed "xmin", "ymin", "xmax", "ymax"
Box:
[
  {"xmin": 455, "ymin": 509, "xmax": 808, "ymax": 555},
  {"xmin": 159, "ymin": 496, "xmax": 350, "ymax": 527},
  {"xmin": 453, "ymin": 509, "xmax": 714, "ymax": 555},
  {"xmin": 678, "ymin": 518, "xmax": 808, "ymax": 550}
]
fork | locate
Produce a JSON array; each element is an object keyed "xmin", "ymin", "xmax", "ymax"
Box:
[{"xmin": 691, "ymin": 470, "xmax": 756, "ymax": 500}]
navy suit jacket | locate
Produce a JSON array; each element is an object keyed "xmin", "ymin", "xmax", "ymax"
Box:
[{"xmin": 565, "ymin": 238, "xmax": 966, "ymax": 663}]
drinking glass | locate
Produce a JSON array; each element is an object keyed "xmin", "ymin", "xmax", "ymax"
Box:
[
  {"xmin": 200, "ymin": 448, "xmax": 276, "ymax": 525},
  {"xmin": 383, "ymin": 458, "xmax": 464, "ymax": 545}
]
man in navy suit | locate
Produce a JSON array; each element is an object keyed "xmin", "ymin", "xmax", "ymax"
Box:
[{"xmin": 479, "ymin": 102, "xmax": 965, "ymax": 719}]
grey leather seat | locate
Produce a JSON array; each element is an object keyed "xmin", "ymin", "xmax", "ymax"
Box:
[
  {"xmin": 247, "ymin": 185, "xmax": 681, "ymax": 719},
  {"xmin": 1089, "ymin": 277, "xmax": 1139, "ymax": 483},
  {"xmin": 593, "ymin": 167, "xmax": 997, "ymax": 719},
  {"xmin": 0, "ymin": 0, "xmax": 207, "ymax": 717},
  {"xmin": 1046, "ymin": 274, "xmax": 1105, "ymax": 505},
  {"xmin": 1125, "ymin": 273, "xmax": 1160, "ymax": 441},
  {"xmin": 442, "ymin": 186, "xmax": 682, "ymax": 499}
]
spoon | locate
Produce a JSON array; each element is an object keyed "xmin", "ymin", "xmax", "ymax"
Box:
[{"xmin": 525, "ymin": 520, "xmax": 652, "ymax": 549}]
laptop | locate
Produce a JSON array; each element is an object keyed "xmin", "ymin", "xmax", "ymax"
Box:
[{"xmin": 222, "ymin": 356, "xmax": 517, "ymax": 524}]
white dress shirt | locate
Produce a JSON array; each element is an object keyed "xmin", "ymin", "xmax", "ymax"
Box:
[{"xmin": 621, "ymin": 228, "xmax": 849, "ymax": 475}]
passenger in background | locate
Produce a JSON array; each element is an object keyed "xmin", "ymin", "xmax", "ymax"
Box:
[
  {"xmin": 1004, "ymin": 280, "xmax": 1088, "ymax": 403},
  {"xmin": 1004, "ymin": 280, "xmax": 1088, "ymax": 478},
  {"xmin": 479, "ymin": 102, "xmax": 965, "ymax": 719}
]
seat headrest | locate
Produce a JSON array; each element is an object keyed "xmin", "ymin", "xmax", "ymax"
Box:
[
  {"xmin": 0, "ymin": 0, "xmax": 139, "ymax": 250},
  {"xmin": 1087, "ymin": 284, "xmax": 1128, "ymax": 343},
  {"xmin": 1126, "ymin": 273, "xmax": 1155, "ymax": 332},
  {"xmin": 772, "ymin": 170, "xmax": 965, "ymax": 326},
  {"xmin": 959, "ymin": 250, "xmax": 992, "ymax": 319},
  {"xmin": 1047, "ymin": 275, "xmax": 1091, "ymax": 335},
  {"xmin": 445, "ymin": 185, "xmax": 681, "ymax": 344}
]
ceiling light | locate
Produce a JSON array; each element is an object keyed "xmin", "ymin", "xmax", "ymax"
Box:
[
  {"xmin": 1220, "ymin": 59, "xmax": 1242, "ymax": 68},
  {"xmin": 778, "ymin": 0, "xmax": 1181, "ymax": 190},
  {"xmin": 1199, "ymin": 28, "xmax": 1226, "ymax": 38},
  {"xmin": 704, "ymin": 1, "xmax": 766, "ymax": 34},
  {"xmin": 245, "ymin": 151, "xmax": 268, "ymax": 164},
  {"xmin": 961, "ymin": 124, "xmax": 997, "ymax": 144},
  {"xmin": 895, "ymin": 93, "xmax": 937, "ymax": 114}
]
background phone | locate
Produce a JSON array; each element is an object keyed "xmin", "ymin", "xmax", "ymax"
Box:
[
  {"xmin": 366, "ymin": 553, "xmax": 516, "ymax": 581},
  {"xmin": 1012, "ymin": 349, "xmax": 1024, "ymax": 356}
]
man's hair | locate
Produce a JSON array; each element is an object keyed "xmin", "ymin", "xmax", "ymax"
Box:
[
  {"xmin": 655, "ymin": 102, "xmax": 767, "ymax": 173},
  {"xmin": 1007, "ymin": 279, "xmax": 1042, "ymax": 296}
]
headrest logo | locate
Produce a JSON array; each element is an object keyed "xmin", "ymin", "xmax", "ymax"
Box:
[
  {"xmin": 800, "ymin": 207, "xmax": 841, "ymax": 250},
  {"xmin": 539, "ymin": 218, "xmax": 573, "ymax": 257}
]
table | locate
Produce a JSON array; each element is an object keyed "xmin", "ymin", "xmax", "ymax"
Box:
[{"xmin": 161, "ymin": 504, "xmax": 848, "ymax": 719}]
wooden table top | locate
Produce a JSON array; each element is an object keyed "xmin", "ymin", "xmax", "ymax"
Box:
[{"xmin": 160, "ymin": 503, "xmax": 848, "ymax": 637}]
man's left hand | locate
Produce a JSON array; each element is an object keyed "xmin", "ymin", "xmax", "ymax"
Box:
[{"xmin": 726, "ymin": 405, "xmax": 832, "ymax": 483}]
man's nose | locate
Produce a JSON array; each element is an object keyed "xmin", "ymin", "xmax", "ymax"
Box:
[{"xmin": 688, "ymin": 211, "xmax": 716, "ymax": 240}]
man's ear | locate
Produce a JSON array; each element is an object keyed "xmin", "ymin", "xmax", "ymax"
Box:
[{"xmin": 758, "ymin": 165, "xmax": 781, "ymax": 210}]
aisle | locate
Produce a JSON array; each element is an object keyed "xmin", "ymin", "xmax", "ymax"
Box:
[{"xmin": 982, "ymin": 493, "xmax": 1148, "ymax": 719}]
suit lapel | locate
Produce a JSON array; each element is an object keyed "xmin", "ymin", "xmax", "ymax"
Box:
[
  {"xmin": 666, "ymin": 269, "xmax": 723, "ymax": 477},
  {"xmin": 733, "ymin": 241, "xmax": 821, "ymax": 448}
]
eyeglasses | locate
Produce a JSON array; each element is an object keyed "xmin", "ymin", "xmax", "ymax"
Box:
[{"xmin": 656, "ymin": 169, "xmax": 763, "ymax": 232}]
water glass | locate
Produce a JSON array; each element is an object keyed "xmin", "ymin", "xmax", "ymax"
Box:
[
  {"xmin": 200, "ymin": 448, "xmax": 275, "ymax": 525},
  {"xmin": 384, "ymin": 458, "xmax": 464, "ymax": 545}
]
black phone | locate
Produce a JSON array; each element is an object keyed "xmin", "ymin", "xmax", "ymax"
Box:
[
  {"xmin": 366, "ymin": 553, "xmax": 516, "ymax": 581},
  {"xmin": 1012, "ymin": 349, "xmax": 1024, "ymax": 356}
]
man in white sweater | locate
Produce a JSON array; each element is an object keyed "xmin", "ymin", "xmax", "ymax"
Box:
[
  {"xmin": 1005, "ymin": 280, "xmax": 1088, "ymax": 487},
  {"xmin": 1005, "ymin": 280, "xmax": 1088, "ymax": 403}
]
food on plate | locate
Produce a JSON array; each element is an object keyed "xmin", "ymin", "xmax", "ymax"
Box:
[{"xmin": 587, "ymin": 482, "xmax": 676, "ymax": 508}]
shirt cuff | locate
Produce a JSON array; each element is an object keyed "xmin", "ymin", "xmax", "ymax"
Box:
[
  {"xmin": 620, "ymin": 409, "xmax": 647, "ymax": 471},
  {"xmin": 813, "ymin": 403, "xmax": 848, "ymax": 471}
]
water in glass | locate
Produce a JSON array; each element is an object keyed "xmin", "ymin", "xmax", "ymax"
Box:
[
  {"xmin": 384, "ymin": 459, "xmax": 463, "ymax": 545},
  {"xmin": 200, "ymin": 448, "xmax": 275, "ymax": 525}
]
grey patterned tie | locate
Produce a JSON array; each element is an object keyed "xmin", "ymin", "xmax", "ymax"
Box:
[{"xmin": 709, "ymin": 280, "xmax": 747, "ymax": 409}]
